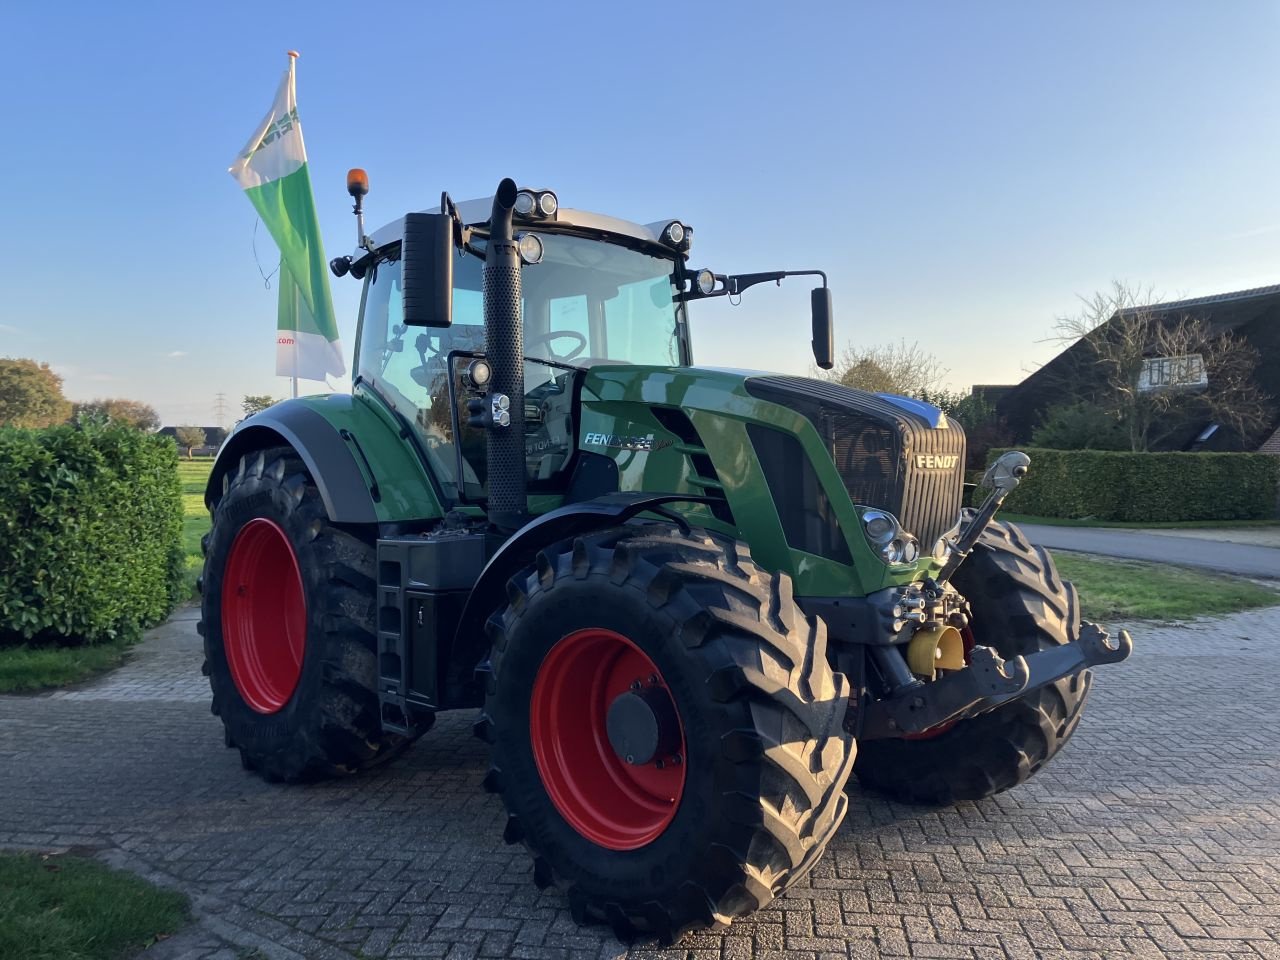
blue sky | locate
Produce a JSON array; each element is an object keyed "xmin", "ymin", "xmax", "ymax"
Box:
[{"xmin": 2, "ymin": 1, "xmax": 1278, "ymax": 426}]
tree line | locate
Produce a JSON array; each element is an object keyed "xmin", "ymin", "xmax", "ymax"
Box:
[{"xmin": 0, "ymin": 358, "xmax": 284, "ymax": 459}]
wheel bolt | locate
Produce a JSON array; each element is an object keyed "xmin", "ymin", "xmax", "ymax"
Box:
[
  {"xmin": 630, "ymin": 680, "xmax": 641, "ymax": 691},
  {"xmin": 670, "ymin": 754, "xmax": 682, "ymax": 766},
  {"xmin": 648, "ymin": 674, "xmax": 659, "ymax": 685}
]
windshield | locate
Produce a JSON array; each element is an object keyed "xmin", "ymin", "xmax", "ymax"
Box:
[{"xmin": 476, "ymin": 231, "xmax": 684, "ymax": 367}]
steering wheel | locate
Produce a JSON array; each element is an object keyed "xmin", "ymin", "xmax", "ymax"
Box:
[{"xmin": 526, "ymin": 329, "xmax": 588, "ymax": 363}]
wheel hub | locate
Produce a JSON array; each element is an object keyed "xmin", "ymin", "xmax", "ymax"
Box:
[{"xmin": 606, "ymin": 684, "xmax": 681, "ymax": 766}]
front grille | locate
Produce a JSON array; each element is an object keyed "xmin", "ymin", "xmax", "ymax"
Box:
[{"xmin": 745, "ymin": 376, "xmax": 965, "ymax": 550}]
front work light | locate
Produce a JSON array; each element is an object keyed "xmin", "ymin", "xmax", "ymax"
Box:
[
  {"xmin": 514, "ymin": 191, "xmax": 537, "ymax": 216},
  {"xmin": 517, "ymin": 233, "xmax": 544, "ymax": 264},
  {"xmin": 514, "ymin": 189, "xmax": 558, "ymax": 219},
  {"xmin": 464, "ymin": 358, "xmax": 492, "ymax": 390},
  {"xmin": 696, "ymin": 269, "xmax": 717, "ymax": 295},
  {"xmin": 663, "ymin": 221, "xmax": 686, "ymax": 246}
]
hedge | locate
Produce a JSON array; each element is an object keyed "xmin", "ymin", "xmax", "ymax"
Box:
[
  {"xmin": 986, "ymin": 448, "xmax": 1280, "ymax": 522},
  {"xmin": 0, "ymin": 421, "xmax": 184, "ymax": 647}
]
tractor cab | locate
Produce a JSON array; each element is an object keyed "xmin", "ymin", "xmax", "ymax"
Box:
[{"xmin": 348, "ymin": 193, "xmax": 694, "ymax": 504}]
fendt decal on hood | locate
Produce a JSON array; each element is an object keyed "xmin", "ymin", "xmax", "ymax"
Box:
[
  {"xmin": 584, "ymin": 432, "xmax": 675, "ymax": 453},
  {"xmin": 915, "ymin": 454, "xmax": 961, "ymax": 469}
]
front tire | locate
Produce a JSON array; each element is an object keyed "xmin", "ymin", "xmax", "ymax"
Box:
[
  {"xmin": 478, "ymin": 525, "xmax": 856, "ymax": 942},
  {"xmin": 200, "ymin": 447, "xmax": 420, "ymax": 782},
  {"xmin": 854, "ymin": 520, "xmax": 1091, "ymax": 805}
]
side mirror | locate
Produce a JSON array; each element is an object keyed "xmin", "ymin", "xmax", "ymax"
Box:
[
  {"xmin": 811, "ymin": 287, "xmax": 834, "ymax": 370},
  {"xmin": 401, "ymin": 212, "xmax": 454, "ymax": 327}
]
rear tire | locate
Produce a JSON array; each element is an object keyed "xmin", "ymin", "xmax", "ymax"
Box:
[
  {"xmin": 478, "ymin": 525, "xmax": 856, "ymax": 942},
  {"xmin": 200, "ymin": 446, "xmax": 423, "ymax": 782},
  {"xmin": 854, "ymin": 520, "xmax": 1091, "ymax": 805}
]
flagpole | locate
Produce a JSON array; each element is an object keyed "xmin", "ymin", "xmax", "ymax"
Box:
[{"xmin": 288, "ymin": 49, "xmax": 300, "ymax": 402}]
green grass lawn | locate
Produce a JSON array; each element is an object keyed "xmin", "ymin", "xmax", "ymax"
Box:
[
  {"xmin": 0, "ymin": 640, "xmax": 138, "ymax": 695},
  {"xmin": 0, "ymin": 853, "xmax": 188, "ymax": 960},
  {"xmin": 177, "ymin": 458, "xmax": 214, "ymax": 599},
  {"xmin": 1054, "ymin": 552, "xmax": 1280, "ymax": 621}
]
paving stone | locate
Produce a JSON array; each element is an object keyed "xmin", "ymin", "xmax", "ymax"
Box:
[{"xmin": 1, "ymin": 604, "xmax": 1278, "ymax": 957}]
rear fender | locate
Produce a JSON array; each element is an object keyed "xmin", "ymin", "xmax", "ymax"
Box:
[{"xmin": 206, "ymin": 395, "xmax": 444, "ymax": 524}]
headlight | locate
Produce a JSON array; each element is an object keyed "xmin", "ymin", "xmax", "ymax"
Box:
[
  {"xmin": 537, "ymin": 191, "xmax": 558, "ymax": 216},
  {"xmin": 517, "ymin": 232, "xmax": 544, "ymax": 264},
  {"xmin": 861, "ymin": 510, "xmax": 897, "ymax": 544},
  {"xmin": 696, "ymin": 269, "xmax": 717, "ymax": 295},
  {"xmin": 932, "ymin": 537, "xmax": 951, "ymax": 562},
  {"xmin": 861, "ymin": 509, "xmax": 919, "ymax": 565},
  {"xmin": 881, "ymin": 536, "xmax": 920, "ymax": 565}
]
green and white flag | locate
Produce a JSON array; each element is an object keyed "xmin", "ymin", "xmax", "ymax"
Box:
[{"xmin": 229, "ymin": 53, "xmax": 344, "ymax": 382}]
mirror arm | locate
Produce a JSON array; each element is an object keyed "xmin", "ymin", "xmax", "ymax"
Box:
[
  {"xmin": 728, "ymin": 269, "xmax": 827, "ymax": 296},
  {"xmin": 676, "ymin": 268, "xmax": 830, "ymax": 303}
]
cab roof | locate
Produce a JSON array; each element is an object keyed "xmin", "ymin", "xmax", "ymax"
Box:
[{"xmin": 358, "ymin": 194, "xmax": 683, "ymax": 259}]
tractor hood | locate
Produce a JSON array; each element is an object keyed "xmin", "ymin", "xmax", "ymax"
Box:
[{"xmin": 575, "ymin": 364, "xmax": 966, "ymax": 597}]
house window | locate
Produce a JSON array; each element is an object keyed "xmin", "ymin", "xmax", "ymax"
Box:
[{"xmin": 1138, "ymin": 354, "xmax": 1207, "ymax": 392}]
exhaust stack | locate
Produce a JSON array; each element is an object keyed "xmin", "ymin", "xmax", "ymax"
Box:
[{"xmin": 483, "ymin": 178, "xmax": 527, "ymax": 534}]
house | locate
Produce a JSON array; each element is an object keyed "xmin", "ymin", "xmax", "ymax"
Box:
[{"xmin": 989, "ymin": 284, "xmax": 1280, "ymax": 452}]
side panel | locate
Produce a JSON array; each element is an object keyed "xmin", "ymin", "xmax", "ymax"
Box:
[{"xmin": 206, "ymin": 390, "xmax": 445, "ymax": 524}]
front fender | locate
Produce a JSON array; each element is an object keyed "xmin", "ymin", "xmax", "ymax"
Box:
[{"xmin": 443, "ymin": 492, "xmax": 712, "ymax": 707}]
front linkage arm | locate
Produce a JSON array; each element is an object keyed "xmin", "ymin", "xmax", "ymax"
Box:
[
  {"xmin": 861, "ymin": 621, "xmax": 1133, "ymax": 740},
  {"xmin": 938, "ymin": 450, "xmax": 1030, "ymax": 584}
]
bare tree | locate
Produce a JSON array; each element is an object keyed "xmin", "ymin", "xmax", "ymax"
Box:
[
  {"xmin": 819, "ymin": 340, "xmax": 948, "ymax": 398},
  {"xmin": 1053, "ymin": 281, "xmax": 1272, "ymax": 451}
]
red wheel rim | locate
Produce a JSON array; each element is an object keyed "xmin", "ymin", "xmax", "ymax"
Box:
[
  {"xmin": 529, "ymin": 628, "xmax": 686, "ymax": 851},
  {"xmin": 221, "ymin": 518, "xmax": 307, "ymax": 714},
  {"xmin": 904, "ymin": 626, "xmax": 977, "ymax": 740}
]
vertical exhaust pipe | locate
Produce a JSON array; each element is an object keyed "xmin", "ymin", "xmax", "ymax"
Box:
[{"xmin": 484, "ymin": 178, "xmax": 527, "ymax": 534}]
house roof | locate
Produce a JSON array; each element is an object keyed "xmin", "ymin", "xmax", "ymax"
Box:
[
  {"xmin": 1259, "ymin": 425, "xmax": 1280, "ymax": 455},
  {"xmin": 1120, "ymin": 283, "xmax": 1280, "ymax": 317}
]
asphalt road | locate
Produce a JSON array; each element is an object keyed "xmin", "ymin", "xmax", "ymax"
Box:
[{"xmin": 1019, "ymin": 523, "xmax": 1280, "ymax": 578}]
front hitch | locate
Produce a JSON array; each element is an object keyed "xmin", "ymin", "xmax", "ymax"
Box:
[{"xmin": 859, "ymin": 621, "xmax": 1133, "ymax": 740}]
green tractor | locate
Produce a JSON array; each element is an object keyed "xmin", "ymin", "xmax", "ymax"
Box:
[{"xmin": 200, "ymin": 174, "xmax": 1131, "ymax": 940}]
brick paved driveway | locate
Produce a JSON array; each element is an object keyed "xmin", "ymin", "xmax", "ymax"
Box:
[{"xmin": 2, "ymin": 605, "xmax": 1279, "ymax": 959}]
